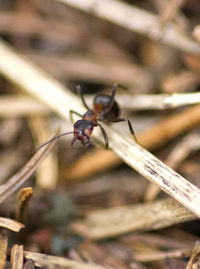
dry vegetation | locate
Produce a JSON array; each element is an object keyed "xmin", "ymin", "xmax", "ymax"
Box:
[{"xmin": 0, "ymin": 0, "xmax": 200, "ymax": 268}]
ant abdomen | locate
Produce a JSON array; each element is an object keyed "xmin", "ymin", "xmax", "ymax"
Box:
[{"xmin": 93, "ymin": 94, "xmax": 120, "ymax": 122}]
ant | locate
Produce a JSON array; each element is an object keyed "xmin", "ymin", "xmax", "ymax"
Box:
[{"xmin": 34, "ymin": 84, "xmax": 137, "ymax": 151}]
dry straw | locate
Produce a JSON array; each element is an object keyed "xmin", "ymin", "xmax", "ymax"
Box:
[
  {"xmin": 2, "ymin": 92, "xmax": 200, "ymax": 117},
  {"xmin": 56, "ymin": 0, "xmax": 200, "ymax": 56},
  {"xmin": 72, "ymin": 198, "xmax": 196, "ymax": 239},
  {"xmin": 24, "ymin": 251, "xmax": 106, "ymax": 269},
  {"xmin": 116, "ymin": 92, "xmax": 200, "ymax": 110}
]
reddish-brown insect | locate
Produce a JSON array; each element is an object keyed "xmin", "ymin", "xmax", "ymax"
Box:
[{"xmin": 34, "ymin": 84, "xmax": 137, "ymax": 151}]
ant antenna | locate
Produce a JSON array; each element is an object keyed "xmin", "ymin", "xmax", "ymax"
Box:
[
  {"xmin": 115, "ymin": 83, "xmax": 128, "ymax": 91},
  {"xmin": 33, "ymin": 131, "xmax": 75, "ymax": 153}
]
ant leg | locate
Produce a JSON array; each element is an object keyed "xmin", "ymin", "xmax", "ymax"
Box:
[
  {"xmin": 98, "ymin": 123, "xmax": 109, "ymax": 149},
  {"xmin": 114, "ymin": 118, "xmax": 138, "ymax": 143},
  {"xmin": 99, "ymin": 84, "xmax": 118, "ymax": 121},
  {"xmin": 99, "ymin": 84, "xmax": 119, "ymax": 120},
  {"xmin": 71, "ymin": 136, "xmax": 77, "ymax": 147},
  {"xmin": 117, "ymin": 84, "xmax": 128, "ymax": 91},
  {"xmin": 107, "ymin": 83, "xmax": 118, "ymax": 111},
  {"xmin": 76, "ymin": 85, "xmax": 90, "ymax": 110},
  {"xmin": 69, "ymin": 110, "xmax": 82, "ymax": 123},
  {"xmin": 107, "ymin": 83, "xmax": 127, "ymax": 111}
]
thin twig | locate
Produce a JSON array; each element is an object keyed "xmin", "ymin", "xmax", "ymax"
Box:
[
  {"xmin": 28, "ymin": 116, "xmax": 58, "ymax": 190},
  {"xmin": 134, "ymin": 247, "xmax": 192, "ymax": 262},
  {"xmin": 145, "ymin": 129, "xmax": 200, "ymax": 201},
  {"xmin": 24, "ymin": 250, "xmax": 107, "ymax": 269},
  {"xmin": 161, "ymin": 70, "xmax": 200, "ymax": 93},
  {"xmin": 0, "ymin": 95, "xmax": 50, "ymax": 117},
  {"xmin": 116, "ymin": 92, "xmax": 200, "ymax": 110},
  {"xmin": 0, "ymin": 127, "xmax": 59, "ymax": 204},
  {"xmin": 0, "ymin": 230, "xmax": 8, "ymax": 269},
  {"xmin": 0, "ymin": 40, "xmax": 200, "ymax": 217},
  {"xmin": 150, "ymin": 0, "xmax": 189, "ymax": 30},
  {"xmin": 56, "ymin": 0, "xmax": 200, "ymax": 56},
  {"xmin": 158, "ymin": 0, "xmax": 186, "ymax": 27},
  {"xmin": 3, "ymin": 91, "xmax": 200, "ymax": 118},
  {"xmin": 0, "ymin": 217, "xmax": 24, "ymax": 232}
]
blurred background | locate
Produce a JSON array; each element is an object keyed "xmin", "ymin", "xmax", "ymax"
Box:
[{"xmin": 0, "ymin": 0, "xmax": 200, "ymax": 268}]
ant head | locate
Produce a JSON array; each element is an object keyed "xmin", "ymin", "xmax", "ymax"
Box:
[
  {"xmin": 33, "ymin": 120, "xmax": 95, "ymax": 152},
  {"xmin": 72, "ymin": 119, "xmax": 94, "ymax": 147}
]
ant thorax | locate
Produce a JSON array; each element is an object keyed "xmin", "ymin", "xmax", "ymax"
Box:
[
  {"xmin": 83, "ymin": 110, "xmax": 97, "ymax": 123},
  {"xmin": 93, "ymin": 104, "xmax": 103, "ymax": 119}
]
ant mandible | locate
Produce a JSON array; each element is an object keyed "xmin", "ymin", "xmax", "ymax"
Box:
[{"xmin": 34, "ymin": 84, "xmax": 137, "ymax": 151}]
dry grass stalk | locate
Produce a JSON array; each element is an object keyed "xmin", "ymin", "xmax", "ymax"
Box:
[
  {"xmin": 144, "ymin": 183, "xmax": 161, "ymax": 202},
  {"xmin": 63, "ymin": 104, "xmax": 200, "ymax": 181},
  {"xmin": 15, "ymin": 187, "xmax": 33, "ymax": 223},
  {"xmin": 71, "ymin": 198, "xmax": 196, "ymax": 239},
  {"xmin": 10, "ymin": 244, "xmax": 23, "ymax": 269},
  {"xmin": 0, "ymin": 128, "xmax": 59, "ymax": 204},
  {"xmin": 116, "ymin": 92, "xmax": 200, "ymax": 110},
  {"xmin": 150, "ymin": 0, "xmax": 188, "ymax": 30},
  {"xmin": 158, "ymin": 0, "xmax": 185, "ymax": 27},
  {"xmin": 121, "ymin": 232, "xmax": 196, "ymax": 249},
  {"xmin": 0, "ymin": 217, "xmax": 24, "ymax": 232},
  {"xmin": 151, "ymin": 0, "xmax": 186, "ymax": 43},
  {"xmin": 0, "ymin": 11, "xmax": 82, "ymax": 44},
  {"xmin": 24, "ymin": 250, "xmax": 107, "ymax": 269},
  {"xmin": 0, "ymin": 39, "xmax": 199, "ymax": 217},
  {"xmin": 186, "ymin": 241, "xmax": 200, "ymax": 269},
  {"xmin": 0, "ymin": 230, "xmax": 8, "ymax": 269},
  {"xmin": 25, "ymin": 51, "xmax": 152, "ymax": 91},
  {"xmin": 0, "ymin": 95, "xmax": 50, "ymax": 117},
  {"xmin": 3, "ymin": 90, "xmax": 200, "ymax": 118},
  {"xmin": 161, "ymin": 70, "xmax": 200, "ymax": 93},
  {"xmin": 145, "ymin": 130, "xmax": 200, "ymax": 201},
  {"xmin": 165, "ymin": 131, "xmax": 200, "ymax": 169},
  {"xmin": 56, "ymin": 0, "xmax": 200, "ymax": 56},
  {"xmin": 29, "ymin": 116, "xmax": 58, "ymax": 190},
  {"xmin": 134, "ymin": 247, "xmax": 192, "ymax": 262}
]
